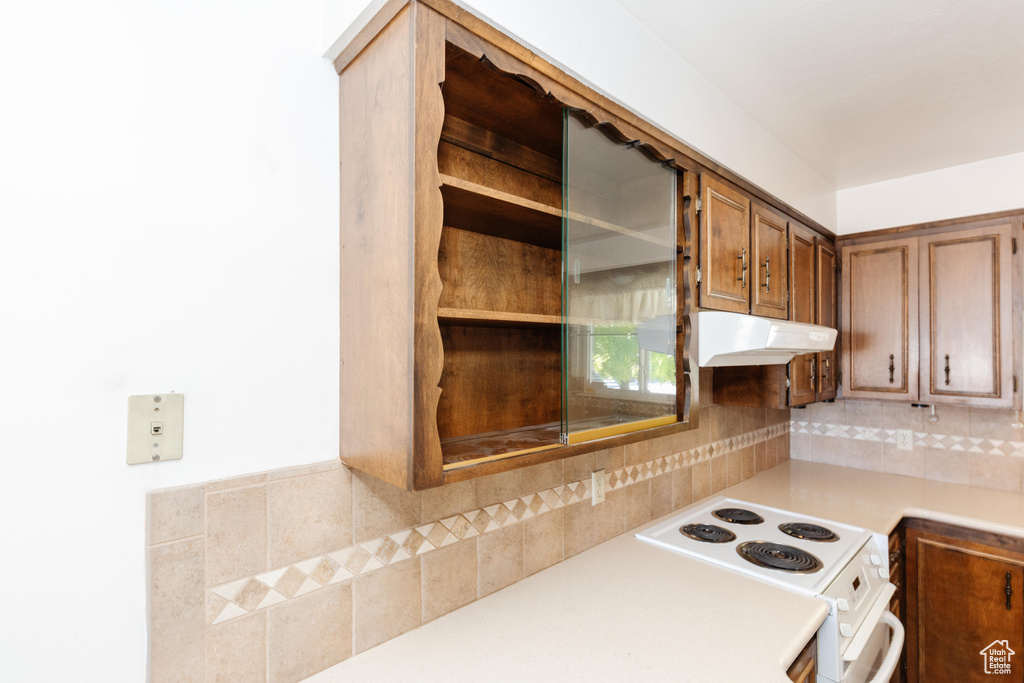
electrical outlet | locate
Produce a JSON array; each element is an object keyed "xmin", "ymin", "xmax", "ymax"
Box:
[
  {"xmin": 896, "ymin": 429, "xmax": 913, "ymax": 451},
  {"xmin": 591, "ymin": 469, "xmax": 606, "ymax": 505}
]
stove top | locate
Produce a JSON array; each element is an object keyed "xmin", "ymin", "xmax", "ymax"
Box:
[{"xmin": 635, "ymin": 497, "xmax": 874, "ymax": 595}]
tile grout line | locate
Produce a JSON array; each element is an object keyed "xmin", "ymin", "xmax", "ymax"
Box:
[{"xmin": 202, "ymin": 423, "xmax": 788, "ymax": 627}]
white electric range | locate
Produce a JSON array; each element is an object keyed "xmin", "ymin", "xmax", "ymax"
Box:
[{"xmin": 636, "ymin": 497, "xmax": 904, "ymax": 683}]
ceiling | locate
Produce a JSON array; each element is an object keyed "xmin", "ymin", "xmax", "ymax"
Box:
[{"xmin": 616, "ymin": 0, "xmax": 1024, "ymax": 189}]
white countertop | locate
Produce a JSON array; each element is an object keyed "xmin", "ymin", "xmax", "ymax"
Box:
[{"xmin": 309, "ymin": 461, "xmax": 1024, "ymax": 683}]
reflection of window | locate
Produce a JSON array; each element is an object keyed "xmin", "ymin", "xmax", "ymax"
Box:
[{"xmin": 588, "ymin": 324, "xmax": 674, "ymax": 399}]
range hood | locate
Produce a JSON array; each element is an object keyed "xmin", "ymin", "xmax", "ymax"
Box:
[{"xmin": 691, "ymin": 311, "xmax": 837, "ymax": 367}]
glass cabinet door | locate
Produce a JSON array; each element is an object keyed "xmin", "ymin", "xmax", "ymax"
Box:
[{"xmin": 562, "ymin": 112, "xmax": 677, "ymax": 445}]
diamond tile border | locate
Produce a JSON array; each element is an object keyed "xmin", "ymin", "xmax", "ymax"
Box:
[
  {"xmin": 206, "ymin": 422, "xmax": 788, "ymax": 625},
  {"xmin": 789, "ymin": 420, "xmax": 1024, "ymax": 457}
]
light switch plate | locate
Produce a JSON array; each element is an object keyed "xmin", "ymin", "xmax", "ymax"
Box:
[{"xmin": 128, "ymin": 394, "xmax": 184, "ymax": 464}]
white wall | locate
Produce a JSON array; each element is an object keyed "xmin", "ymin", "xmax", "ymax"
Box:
[
  {"xmin": 0, "ymin": 0, "xmax": 339, "ymax": 680},
  {"xmin": 322, "ymin": 0, "xmax": 838, "ymax": 230},
  {"xmin": 837, "ymin": 150, "xmax": 1024, "ymax": 234},
  {"xmin": 0, "ymin": 1, "xmax": 837, "ymax": 680}
]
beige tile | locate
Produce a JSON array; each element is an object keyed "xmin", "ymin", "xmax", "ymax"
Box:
[
  {"xmin": 207, "ymin": 486, "xmax": 267, "ymax": 586},
  {"xmin": 740, "ymin": 446, "xmax": 756, "ymax": 480},
  {"xmin": 269, "ymin": 468, "xmax": 352, "ymax": 569},
  {"xmin": 970, "ymin": 453, "xmax": 1024, "ymax": 493},
  {"xmin": 881, "ymin": 402, "xmax": 926, "ymax": 431},
  {"xmin": 422, "ymin": 537, "xmax": 477, "ymax": 622},
  {"xmin": 647, "ymin": 435, "xmax": 675, "ymax": 459},
  {"xmin": 352, "ymin": 559, "xmax": 420, "ymax": 654},
  {"xmin": 778, "ymin": 433, "xmax": 790, "ymax": 462},
  {"xmin": 710, "ymin": 405, "xmax": 743, "ymax": 440},
  {"xmin": 710, "ymin": 455, "xmax": 728, "ymax": 494},
  {"xmin": 623, "ymin": 480, "xmax": 652, "ymax": 530},
  {"xmin": 671, "ymin": 464, "xmax": 692, "ymax": 511},
  {"xmin": 651, "ymin": 473, "xmax": 673, "ymax": 519},
  {"xmin": 882, "ymin": 444, "xmax": 925, "ymax": 478},
  {"xmin": 594, "ymin": 487, "xmax": 625, "ymax": 543},
  {"xmin": 524, "ymin": 509, "xmax": 563, "ymax": 576},
  {"xmin": 673, "ymin": 421, "xmax": 708, "ymax": 453},
  {"xmin": 270, "ymin": 583, "xmax": 352, "ymax": 682},
  {"xmin": 766, "ymin": 408, "xmax": 790, "ymax": 426},
  {"xmin": 207, "ymin": 472, "xmax": 269, "ymax": 493},
  {"xmin": 789, "ymin": 432, "xmax": 812, "ymax": 462},
  {"xmin": 726, "ymin": 452, "xmax": 741, "ymax": 486},
  {"xmin": 149, "ymin": 538, "xmax": 205, "ymax": 682},
  {"xmin": 148, "ymin": 485, "xmax": 204, "ymax": 545},
  {"xmin": 846, "ymin": 439, "xmax": 883, "ymax": 472},
  {"xmin": 624, "ymin": 440, "xmax": 651, "ymax": 467},
  {"xmin": 267, "ymin": 458, "xmax": 343, "ymax": 481},
  {"xmin": 810, "ymin": 435, "xmax": 846, "ymax": 467},
  {"xmin": 741, "ymin": 407, "xmax": 767, "ymax": 433},
  {"xmin": 808, "ymin": 400, "xmax": 845, "ymax": 424},
  {"xmin": 970, "ymin": 408, "xmax": 1024, "ymax": 442},
  {"xmin": 691, "ymin": 460, "xmax": 711, "ymax": 502},
  {"xmin": 563, "ymin": 500, "xmax": 596, "ymax": 558},
  {"xmin": 421, "ymin": 480, "xmax": 476, "ymax": 523},
  {"xmin": 352, "ymin": 471, "xmax": 421, "ymax": 544},
  {"xmin": 476, "ymin": 470, "xmax": 523, "ymax": 507},
  {"xmin": 562, "ymin": 453, "xmax": 595, "ymax": 484},
  {"xmin": 207, "ymin": 612, "xmax": 266, "ymax": 683},
  {"xmin": 478, "ymin": 523, "xmax": 524, "ymax": 597},
  {"xmin": 844, "ymin": 400, "xmax": 882, "ymax": 427},
  {"xmin": 755, "ymin": 442, "xmax": 769, "ymax": 473},
  {"xmin": 923, "ymin": 447, "xmax": 970, "ymax": 485},
  {"xmin": 924, "ymin": 404, "xmax": 969, "ymax": 435},
  {"xmin": 521, "ymin": 461, "xmax": 562, "ymax": 494},
  {"xmin": 594, "ymin": 446, "xmax": 625, "ymax": 471}
]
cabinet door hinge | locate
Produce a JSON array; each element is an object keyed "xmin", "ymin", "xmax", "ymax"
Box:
[
  {"xmin": 1013, "ymin": 237, "xmax": 1018, "ymax": 255},
  {"xmin": 696, "ymin": 197, "xmax": 702, "ymax": 212},
  {"xmin": 696, "ymin": 266, "xmax": 702, "ymax": 285},
  {"xmin": 1014, "ymin": 375, "xmax": 1018, "ymax": 392}
]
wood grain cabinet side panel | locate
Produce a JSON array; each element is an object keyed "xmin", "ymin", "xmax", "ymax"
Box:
[{"xmin": 786, "ymin": 635, "xmax": 817, "ymax": 682}]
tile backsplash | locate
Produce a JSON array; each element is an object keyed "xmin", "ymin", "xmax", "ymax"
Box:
[
  {"xmin": 146, "ymin": 384, "xmax": 790, "ymax": 682},
  {"xmin": 790, "ymin": 400, "xmax": 1024, "ymax": 492}
]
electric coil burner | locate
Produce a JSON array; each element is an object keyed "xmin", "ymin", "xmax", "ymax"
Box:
[
  {"xmin": 736, "ymin": 540, "xmax": 823, "ymax": 573},
  {"xmin": 679, "ymin": 523, "xmax": 736, "ymax": 543},
  {"xmin": 712, "ymin": 507, "xmax": 764, "ymax": 525},
  {"xmin": 779, "ymin": 521, "xmax": 839, "ymax": 542}
]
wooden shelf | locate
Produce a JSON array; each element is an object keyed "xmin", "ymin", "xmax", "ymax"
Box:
[
  {"xmin": 440, "ymin": 174, "xmax": 561, "ymax": 248},
  {"xmin": 441, "ymin": 423, "xmax": 563, "ymax": 469},
  {"xmin": 564, "ymin": 210, "xmax": 674, "ymax": 248},
  {"xmin": 438, "ymin": 307, "xmax": 561, "ymax": 329}
]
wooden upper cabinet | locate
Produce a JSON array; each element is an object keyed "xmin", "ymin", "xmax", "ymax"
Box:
[
  {"xmin": 751, "ymin": 203, "xmax": 788, "ymax": 319},
  {"xmin": 919, "ymin": 223, "xmax": 1013, "ymax": 407},
  {"xmin": 816, "ymin": 241, "xmax": 837, "ymax": 399},
  {"xmin": 788, "ymin": 223, "xmax": 817, "ymax": 406},
  {"xmin": 841, "ymin": 238, "xmax": 919, "ymax": 401},
  {"xmin": 700, "ymin": 176, "xmax": 751, "ymax": 313}
]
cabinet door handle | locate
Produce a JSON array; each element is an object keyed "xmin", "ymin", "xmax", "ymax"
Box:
[
  {"xmin": 822, "ymin": 357, "xmax": 830, "ymax": 381},
  {"xmin": 738, "ymin": 248, "xmax": 748, "ymax": 288},
  {"xmin": 1006, "ymin": 573, "xmax": 1013, "ymax": 610},
  {"xmin": 889, "ymin": 550, "xmax": 900, "ymax": 565},
  {"xmin": 810, "ymin": 361, "xmax": 816, "ymax": 389},
  {"xmin": 944, "ymin": 354, "xmax": 951, "ymax": 386},
  {"xmin": 762, "ymin": 256, "xmax": 771, "ymax": 292},
  {"xmin": 889, "ymin": 354, "xmax": 895, "ymax": 384}
]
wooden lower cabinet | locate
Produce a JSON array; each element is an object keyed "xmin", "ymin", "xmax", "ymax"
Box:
[
  {"xmin": 787, "ymin": 635, "xmax": 816, "ymax": 682},
  {"xmin": 904, "ymin": 520, "xmax": 1024, "ymax": 683}
]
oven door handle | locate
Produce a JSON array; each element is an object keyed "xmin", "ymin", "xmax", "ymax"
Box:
[
  {"xmin": 865, "ymin": 611, "xmax": 905, "ymax": 683},
  {"xmin": 842, "ymin": 583, "xmax": 896, "ymax": 663}
]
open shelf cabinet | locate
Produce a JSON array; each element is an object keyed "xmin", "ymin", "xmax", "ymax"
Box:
[{"xmin": 338, "ymin": 0, "xmax": 698, "ymax": 490}]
